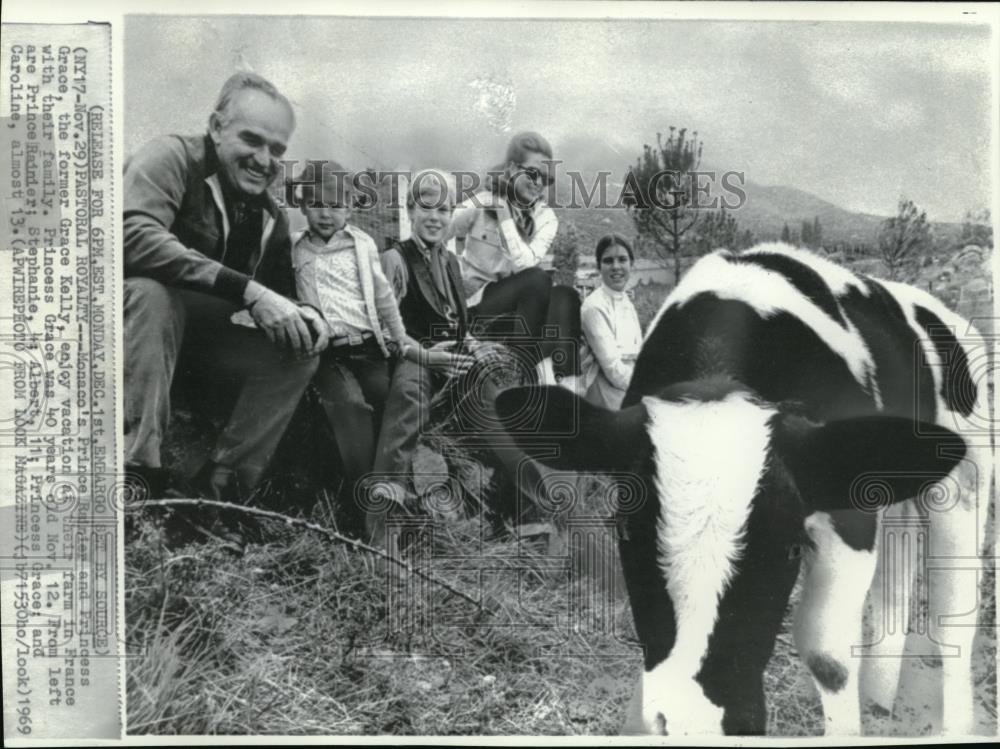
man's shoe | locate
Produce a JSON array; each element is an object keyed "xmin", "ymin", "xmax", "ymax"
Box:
[
  {"xmin": 364, "ymin": 481, "xmax": 421, "ymax": 562},
  {"xmin": 190, "ymin": 460, "xmax": 241, "ymax": 504},
  {"xmin": 185, "ymin": 460, "xmax": 262, "ymax": 549},
  {"xmin": 123, "ymin": 465, "xmax": 171, "ymax": 504}
]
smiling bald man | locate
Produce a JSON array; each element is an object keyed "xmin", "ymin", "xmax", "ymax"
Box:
[{"xmin": 123, "ymin": 72, "xmax": 328, "ymax": 536}]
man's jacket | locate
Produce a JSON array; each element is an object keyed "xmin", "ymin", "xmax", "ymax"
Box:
[{"xmin": 123, "ymin": 133, "xmax": 295, "ymax": 304}]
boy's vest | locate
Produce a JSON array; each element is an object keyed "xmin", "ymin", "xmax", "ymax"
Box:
[{"xmin": 394, "ymin": 239, "xmax": 468, "ymax": 345}]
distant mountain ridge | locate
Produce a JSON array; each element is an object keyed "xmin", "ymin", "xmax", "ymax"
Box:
[
  {"xmin": 726, "ymin": 180, "xmax": 887, "ymax": 246},
  {"xmin": 551, "ymin": 174, "xmax": 961, "ymax": 252},
  {"xmin": 545, "ymin": 134, "xmax": 963, "ymax": 250}
]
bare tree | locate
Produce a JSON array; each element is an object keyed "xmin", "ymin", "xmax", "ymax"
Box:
[
  {"xmin": 960, "ymin": 208, "xmax": 993, "ymax": 249},
  {"xmin": 624, "ymin": 127, "xmax": 703, "ymax": 284},
  {"xmin": 878, "ymin": 198, "xmax": 930, "ymax": 280}
]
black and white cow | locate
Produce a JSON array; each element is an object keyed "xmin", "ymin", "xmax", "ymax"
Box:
[{"xmin": 495, "ymin": 243, "xmax": 990, "ymax": 735}]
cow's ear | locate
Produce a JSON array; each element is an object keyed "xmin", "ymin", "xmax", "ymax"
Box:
[
  {"xmin": 495, "ymin": 386, "xmax": 648, "ymax": 472},
  {"xmin": 775, "ymin": 413, "xmax": 966, "ymax": 513}
]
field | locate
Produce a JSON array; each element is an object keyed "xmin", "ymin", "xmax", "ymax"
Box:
[
  {"xmin": 125, "ymin": 247, "xmax": 996, "ymax": 737},
  {"xmin": 125, "ymin": 500, "xmax": 996, "ymax": 736}
]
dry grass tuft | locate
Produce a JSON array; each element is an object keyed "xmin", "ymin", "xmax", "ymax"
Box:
[{"xmin": 126, "ymin": 503, "xmax": 640, "ymax": 736}]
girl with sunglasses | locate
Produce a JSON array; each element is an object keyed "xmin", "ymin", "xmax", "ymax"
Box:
[{"xmin": 450, "ymin": 131, "xmax": 581, "ymax": 385}]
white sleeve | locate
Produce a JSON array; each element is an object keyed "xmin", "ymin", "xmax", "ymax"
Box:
[
  {"xmin": 496, "ymin": 207, "xmax": 558, "ymax": 271},
  {"xmin": 370, "ymin": 248, "xmax": 408, "ymax": 343},
  {"xmin": 380, "ymin": 247, "xmax": 408, "ymax": 302},
  {"xmin": 581, "ymin": 301, "xmax": 634, "ymax": 391}
]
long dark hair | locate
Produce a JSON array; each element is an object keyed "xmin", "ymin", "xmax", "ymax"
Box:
[{"xmin": 595, "ymin": 234, "xmax": 635, "ymax": 264}]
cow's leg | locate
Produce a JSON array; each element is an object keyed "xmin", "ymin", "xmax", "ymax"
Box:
[
  {"xmin": 794, "ymin": 511, "xmax": 879, "ymax": 735},
  {"xmin": 719, "ymin": 679, "xmax": 767, "ymax": 736},
  {"xmin": 698, "ymin": 546, "xmax": 800, "ymax": 736},
  {"xmin": 858, "ymin": 500, "xmax": 919, "ymax": 717},
  {"xmin": 926, "ymin": 448, "xmax": 986, "ymax": 735}
]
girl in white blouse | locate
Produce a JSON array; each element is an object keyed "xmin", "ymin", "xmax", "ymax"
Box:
[{"xmin": 580, "ymin": 234, "xmax": 643, "ymax": 409}]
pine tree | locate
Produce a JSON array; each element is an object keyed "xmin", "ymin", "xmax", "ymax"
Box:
[
  {"xmin": 801, "ymin": 220, "xmax": 813, "ymax": 248},
  {"xmin": 878, "ymin": 198, "xmax": 930, "ymax": 280},
  {"xmin": 781, "ymin": 223, "xmax": 791, "ymax": 243},
  {"xmin": 624, "ymin": 127, "xmax": 704, "ymax": 284}
]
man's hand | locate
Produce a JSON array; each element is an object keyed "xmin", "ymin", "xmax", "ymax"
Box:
[
  {"xmin": 245, "ymin": 281, "xmax": 322, "ymax": 357},
  {"xmin": 297, "ymin": 305, "xmax": 330, "ymax": 356}
]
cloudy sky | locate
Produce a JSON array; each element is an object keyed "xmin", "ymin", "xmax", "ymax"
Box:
[{"xmin": 124, "ymin": 12, "xmax": 995, "ymax": 221}]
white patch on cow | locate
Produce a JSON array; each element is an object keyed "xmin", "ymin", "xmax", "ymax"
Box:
[
  {"xmin": 878, "ymin": 280, "xmax": 948, "ymax": 414},
  {"xmin": 743, "ymin": 242, "xmax": 868, "ymax": 296},
  {"xmin": 647, "ymin": 248, "xmax": 881, "ymax": 407},
  {"xmin": 641, "ymin": 665, "xmax": 726, "ymax": 735},
  {"xmin": 794, "ymin": 512, "xmax": 879, "ymax": 735},
  {"xmin": 880, "ymin": 279, "xmax": 986, "ymax": 417},
  {"xmin": 880, "ymin": 278, "xmax": 973, "ymax": 337},
  {"xmin": 879, "ymin": 280, "xmax": 987, "ymax": 376},
  {"xmin": 880, "ymin": 281, "xmax": 988, "ymax": 734},
  {"xmin": 637, "ymin": 391, "xmax": 774, "ymax": 734}
]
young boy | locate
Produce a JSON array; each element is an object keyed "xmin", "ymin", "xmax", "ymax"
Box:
[
  {"xmin": 372, "ymin": 169, "xmax": 548, "ymax": 548},
  {"xmin": 291, "ymin": 160, "xmax": 420, "ymax": 534}
]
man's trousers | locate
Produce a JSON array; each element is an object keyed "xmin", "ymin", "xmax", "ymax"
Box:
[{"xmin": 123, "ymin": 277, "xmax": 319, "ymax": 490}]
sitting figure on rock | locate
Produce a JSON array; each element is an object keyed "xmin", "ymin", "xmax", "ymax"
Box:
[{"xmin": 370, "ymin": 169, "xmax": 553, "ymax": 549}]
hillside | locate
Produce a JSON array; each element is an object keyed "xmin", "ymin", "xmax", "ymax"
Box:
[
  {"xmin": 733, "ymin": 182, "xmax": 884, "ymax": 245},
  {"xmin": 280, "ymin": 157, "xmax": 965, "ymax": 257},
  {"xmin": 551, "ymin": 172, "xmax": 963, "ymax": 254}
]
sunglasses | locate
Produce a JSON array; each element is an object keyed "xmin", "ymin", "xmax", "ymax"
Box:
[{"xmin": 512, "ymin": 163, "xmax": 554, "ymax": 186}]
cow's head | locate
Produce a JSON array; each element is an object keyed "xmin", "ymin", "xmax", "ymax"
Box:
[{"xmin": 495, "ymin": 380, "xmax": 965, "ymax": 735}]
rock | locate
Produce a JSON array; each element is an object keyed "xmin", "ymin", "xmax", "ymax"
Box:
[{"xmin": 412, "ymin": 443, "xmax": 450, "ymax": 495}]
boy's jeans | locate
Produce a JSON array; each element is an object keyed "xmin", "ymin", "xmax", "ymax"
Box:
[
  {"xmin": 370, "ymin": 347, "xmax": 548, "ymax": 543},
  {"xmin": 312, "ymin": 337, "xmax": 390, "ymax": 532}
]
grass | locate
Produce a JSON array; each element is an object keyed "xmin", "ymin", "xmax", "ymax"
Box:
[
  {"xmin": 126, "ymin": 486, "xmax": 997, "ymax": 736},
  {"xmin": 126, "ymin": 507, "xmax": 640, "ymax": 735},
  {"xmin": 127, "ymin": 246, "xmax": 996, "ymax": 736}
]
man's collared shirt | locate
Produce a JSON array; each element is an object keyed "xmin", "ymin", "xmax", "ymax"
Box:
[{"xmin": 221, "ymin": 186, "xmax": 267, "ymax": 276}]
